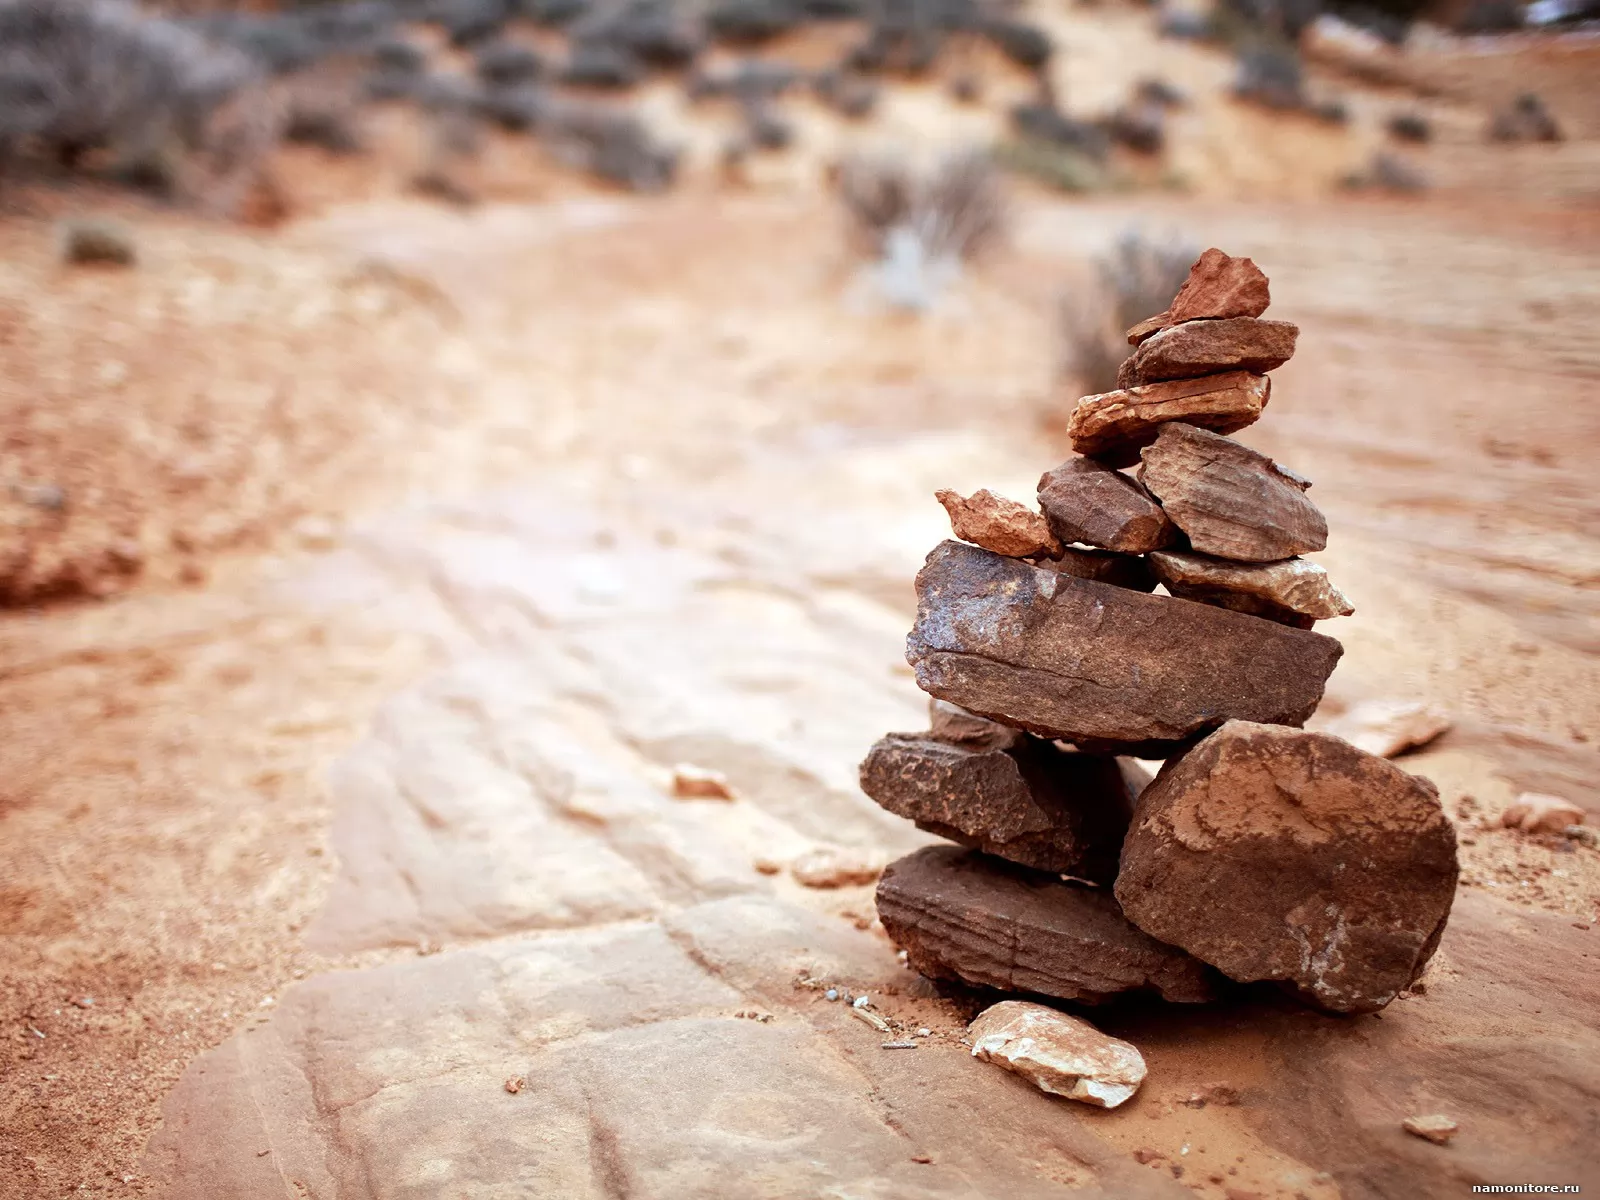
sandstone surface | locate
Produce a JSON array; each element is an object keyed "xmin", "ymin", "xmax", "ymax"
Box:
[{"xmin": 969, "ymin": 1001, "xmax": 1147, "ymax": 1108}]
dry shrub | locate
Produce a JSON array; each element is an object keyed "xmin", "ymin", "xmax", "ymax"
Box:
[
  {"xmin": 1060, "ymin": 232, "xmax": 1196, "ymax": 396},
  {"xmin": 835, "ymin": 147, "xmax": 1004, "ymax": 263}
]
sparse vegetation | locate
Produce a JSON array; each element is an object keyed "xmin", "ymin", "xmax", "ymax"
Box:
[
  {"xmin": 1060, "ymin": 232, "xmax": 1197, "ymax": 395},
  {"xmin": 836, "ymin": 148, "xmax": 1004, "ymax": 265},
  {"xmin": 1387, "ymin": 111, "xmax": 1431, "ymax": 143},
  {"xmin": 58, "ymin": 216, "xmax": 136, "ymax": 265},
  {"xmin": 1489, "ymin": 93, "xmax": 1563, "ymax": 143}
]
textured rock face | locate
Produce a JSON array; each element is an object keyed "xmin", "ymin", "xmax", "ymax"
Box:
[
  {"xmin": 1139, "ymin": 422, "xmax": 1328, "ymax": 562},
  {"xmin": 1036, "ymin": 458, "xmax": 1177, "ymax": 553},
  {"xmin": 936, "ymin": 488, "xmax": 1063, "ymax": 559},
  {"xmin": 1115, "ymin": 721, "xmax": 1459, "ymax": 1014},
  {"xmin": 858, "ymin": 733, "xmax": 1135, "ymax": 879},
  {"xmin": 928, "ymin": 698, "xmax": 1026, "ymax": 751},
  {"xmin": 906, "ymin": 541, "xmax": 1344, "ymax": 756},
  {"xmin": 1119, "ymin": 317, "xmax": 1299, "ymax": 388},
  {"xmin": 969, "ymin": 1001, "xmax": 1147, "ymax": 1108},
  {"xmin": 1167, "ymin": 248, "xmax": 1272, "ymax": 324},
  {"xmin": 1048, "ymin": 546, "xmax": 1158, "ymax": 592},
  {"xmin": 877, "ymin": 845, "xmax": 1221, "ymax": 1004},
  {"xmin": 1148, "ymin": 551, "xmax": 1353, "ymax": 628},
  {"xmin": 1068, "ymin": 371, "xmax": 1270, "ymax": 467}
]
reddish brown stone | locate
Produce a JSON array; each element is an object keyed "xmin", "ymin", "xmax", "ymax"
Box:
[
  {"xmin": 935, "ymin": 488, "xmax": 1062, "ymax": 559},
  {"xmin": 927, "ymin": 698, "xmax": 1025, "ymax": 752},
  {"xmin": 1036, "ymin": 458, "xmax": 1177, "ymax": 554},
  {"xmin": 859, "ymin": 733, "xmax": 1136, "ymax": 879},
  {"xmin": 1138, "ymin": 422, "xmax": 1327, "ymax": 563},
  {"xmin": 1148, "ymin": 551, "xmax": 1353, "ymax": 627},
  {"xmin": 876, "ymin": 845, "xmax": 1222, "ymax": 1004},
  {"xmin": 1049, "ymin": 547, "xmax": 1157, "ymax": 592},
  {"xmin": 1119, "ymin": 317, "xmax": 1298, "ymax": 388},
  {"xmin": 1168, "ymin": 249, "xmax": 1272, "ymax": 324},
  {"xmin": 1114, "ymin": 721, "xmax": 1459, "ymax": 1014},
  {"xmin": 1068, "ymin": 371, "xmax": 1270, "ymax": 468},
  {"xmin": 906, "ymin": 541, "xmax": 1343, "ymax": 757}
]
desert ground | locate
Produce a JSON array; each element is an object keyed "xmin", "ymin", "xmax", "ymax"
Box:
[{"xmin": 2, "ymin": 2, "xmax": 1598, "ymax": 1197}]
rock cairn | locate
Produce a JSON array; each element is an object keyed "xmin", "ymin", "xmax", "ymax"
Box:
[{"xmin": 864, "ymin": 249, "xmax": 1459, "ymax": 1019}]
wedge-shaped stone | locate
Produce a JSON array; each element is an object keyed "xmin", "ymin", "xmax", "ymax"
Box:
[
  {"xmin": 1115, "ymin": 721, "xmax": 1459, "ymax": 1014},
  {"xmin": 1119, "ymin": 317, "xmax": 1298, "ymax": 387},
  {"xmin": 969, "ymin": 1001, "xmax": 1147, "ymax": 1108},
  {"xmin": 1149, "ymin": 550, "xmax": 1353, "ymax": 628},
  {"xmin": 1048, "ymin": 546, "xmax": 1157, "ymax": 592},
  {"xmin": 1035, "ymin": 457, "xmax": 1176, "ymax": 553},
  {"xmin": 1068, "ymin": 371, "xmax": 1269, "ymax": 468},
  {"xmin": 877, "ymin": 845, "xmax": 1221, "ymax": 1003},
  {"xmin": 1123, "ymin": 248, "xmax": 1273, "ymax": 345},
  {"xmin": 936, "ymin": 488, "xmax": 1062, "ymax": 559},
  {"xmin": 1139, "ymin": 422, "xmax": 1327, "ymax": 562},
  {"xmin": 859, "ymin": 733, "xmax": 1135, "ymax": 880},
  {"xmin": 906, "ymin": 540, "xmax": 1343, "ymax": 757}
]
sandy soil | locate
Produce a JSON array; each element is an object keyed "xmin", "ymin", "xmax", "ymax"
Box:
[{"xmin": 1, "ymin": 7, "xmax": 1598, "ymax": 1199}]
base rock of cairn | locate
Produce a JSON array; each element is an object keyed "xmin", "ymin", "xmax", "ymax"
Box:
[{"xmin": 859, "ymin": 247, "xmax": 1458, "ymax": 1025}]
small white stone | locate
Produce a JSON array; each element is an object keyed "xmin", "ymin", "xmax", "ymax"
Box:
[
  {"xmin": 967, "ymin": 1001, "xmax": 1146, "ymax": 1109},
  {"xmin": 852, "ymin": 995, "xmax": 870, "ymax": 1009},
  {"xmin": 789, "ymin": 846, "xmax": 886, "ymax": 889}
]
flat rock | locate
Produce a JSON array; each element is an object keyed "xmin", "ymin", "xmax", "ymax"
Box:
[
  {"xmin": 1036, "ymin": 458, "xmax": 1177, "ymax": 553},
  {"xmin": 928, "ymin": 697, "xmax": 1026, "ymax": 752},
  {"xmin": 876, "ymin": 845, "xmax": 1222, "ymax": 1004},
  {"xmin": 1049, "ymin": 546, "xmax": 1158, "ymax": 592},
  {"xmin": 859, "ymin": 733, "xmax": 1136, "ymax": 879},
  {"xmin": 969, "ymin": 1001, "xmax": 1147, "ymax": 1108},
  {"xmin": 1149, "ymin": 550, "xmax": 1353, "ymax": 628},
  {"xmin": 1115, "ymin": 721, "xmax": 1459, "ymax": 1014},
  {"xmin": 1124, "ymin": 311, "xmax": 1172, "ymax": 345},
  {"xmin": 1321, "ymin": 698, "xmax": 1450, "ymax": 758},
  {"xmin": 1119, "ymin": 317, "xmax": 1299, "ymax": 388},
  {"xmin": 1138, "ymin": 422, "xmax": 1328, "ymax": 562},
  {"xmin": 937, "ymin": 487, "xmax": 1063, "ymax": 559},
  {"xmin": 906, "ymin": 540, "xmax": 1344, "ymax": 756},
  {"xmin": 790, "ymin": 845, "xmax": 887, "ymax": 888},
  {"xmin": 1068, "ymin": 371, "xmax": 1270, "ymax": 468}
]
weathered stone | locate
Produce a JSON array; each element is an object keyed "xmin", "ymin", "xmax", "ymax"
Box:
[
  {"xmin": 906, "ymin": 541, "xmax": 1343, "ymax": 756},
  {"xmin": 1168, "ymin": 248, "xmax": 1272, "ymax": 324},
  {"xmin": 1115, "ymin": 721, "xmax": 1459, "ymax": 1014},
  {"xmin": 1138, "ymin": 422, "xmax": 1328, "ymax": 562},
  {"xmin": 1501, "ymin": 792, "xmax": 1585, "ymax": 835},
  {"xmin": 1068, "ymin": 371, "xmax": 1270, "ymax": 468},
  {"xmin": 935, "ymin": 488, "xmax": 1063, "ymax": 559},
  {"xmin": 1149, "ymin": 550, "xmax": 1353, "ymax": 628},
  {"xmin": 1036, "ymin": 457, "xmax": 1177, "ymax": 553},
  {"xmin": 791, "ymin": 845, "xmax": 886, "ymax": 888},
  {"xmin": 928, "ymin": 698, "xmax": 1025, "ymax": 752},
  {"xmin": 1048, "ymin": 546, "xmax": 1158, "ymax": 592},
  {"xmin": 858, "ymin": 733, "xmax": 1135, "ymax": 879},
  {"xmin": 671, "ymin": 763, "xmax": 736, "ymax": 799},
  {"xmin": 1119, "ymin": 317, "xmax": 1299, "ymax": 388},
  {"xmin": 1402, "ymin": 1114, "xmax": 1459, "ymax": 1145},
  {"xmin": 968, "ymin": 1001, "xmax": 1146, "ymax": 1108},
  {"xmin": 877, "ymin": 845, "xmax": 1221, "ymax": 1003},
  {"xmin": 1321, "ymin": 699, "xmax": 1450, "ymax": 758}
]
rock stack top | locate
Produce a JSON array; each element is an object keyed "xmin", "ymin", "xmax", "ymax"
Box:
[{"xmin": 862, "ymin": 248, "xmax": 1454, "ymax": 1046}]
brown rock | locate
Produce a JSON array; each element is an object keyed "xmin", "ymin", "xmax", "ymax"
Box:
[
  {"xmin": 1114, "ymin": 721, "xmax": 1459, "ymax": 1014},
  {"xmin": 876, "ymin": 845, "xmax": 1221, "ymax": 1004},
  {"xmin": 935, "ymin": 488, "xmax": 1063, "ymax": 560},
  {"xmin": 858, "ymin": 733, "xmax": 1135, "ymax": 879},
  {"xmin": 1168, "ymin": 249, "xmax": 1272, "ymax": 324},
  {"xmin": 1068, "ymin": 371, "xmax": 1270, "ymax": 468},
  {"xmin": 1119, "ymin": 317, "xmax": 1299, "ymax": 388},
  {"xmin": 1036, "ymin": 458, "xmax": 1177, "ymax": 554},
  {"xmin": 927, "ymin": 698, "xmax": 1025, "ymax": 752},
  {"xmin": 1125, "ymin": 312, "xmax": 1172, "ymax": 345},
  {"xmin": 1138, "ymin": 422, "xmax": 1328, "ymax": 562},
  {"xmin": 1500, "ymin": 792, "xmax": 1585, "ymax": 834},
  {"xmin": 906, "ymin": 541, "xmax": 1343, "ymax": 756},
  {"xmin": 1148, "ymin": 551, "xmax": 1353, "ymax": 628},
  {"xmin": 671, "ymin": 763, "xmax": 736, "ymax": 799},
  {"xmin": 1049, "ymin": 546, "xmax": 1158, "ymax": 592}
]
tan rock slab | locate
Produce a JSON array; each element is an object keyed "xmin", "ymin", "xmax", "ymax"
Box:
[
  {"xmin": 1402, "ymin": 1114, "xmax": 1459, "ymax": 1145},
  {"xmin": 1115, "ymin": 721, "xmax": 1460, "ymax": 1014},
  {"xmin": 1119, "ymin": 317, "xmax": 1299, "ymax": 388},
  {"xmin": 1322, "ymin": 699, "xmax": 1451, "ymax": 758},
  {"xmin": 876, "ymin": 845, "xmax": 1222, "ymax": 1004},
  {"xmin": 671, "ymin": 763, "xmax": 736, "ymax": 799},
  {"xmin": 907, "ymin": 540, "xmax": 1344, "ymax": 757},
  {"xmin": 1036, "ymin": 457, "xmax": 1178, "ymax": 553},
  {"xmin": 1068, "ymin": 371, "xmax": 1270, "ymax": 468},
  {"xmin": 790, "ymin": 844, "xmax": 887, "ymax": 887},
  {"xmin": 859, "ymin": 732, "xmax": 1136, "ymax": 879},
  {"xmin": 1501, "ymin": 792, "xmax": 1585, "ymax": 834},
  {"xmin": 936, "ymin": 488, "xmax": 1063, "ymax": 559},
  {"xmin": 969, "ymin": 1001, "xmax": 1147, "ymax": 1108},
  {"xmin": 1149, "ymin": 550, "xmax": 1353, "ymax": 628},
  {"xmin": 1138, "ymin": 422, "xmax": 1328, "ymax": 562}
]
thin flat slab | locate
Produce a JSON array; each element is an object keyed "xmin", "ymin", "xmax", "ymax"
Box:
[
  {"xmin": 906, "ymin": 540, "xmax": 1344, "ymax": 757},
  {"xmin": 1149, "ymin": 550, "xmax": 1353, "ymax": 628},
  {"xmin": 1036, "ymin": 457, "xmax": 1177, "ymax": 553},
  {"xmin": 1118, "ymin": 317, "xmax": 1299, "ymax": 387},
  {"xmin": 876, "ymin": 845, "xmax": 1222, "ymax": 1004},
  {"xmin": 1067, "ymin": 371, "xmax": 1270, "ymax": 468},
  {"xmin": 859, "ymin": 733, "xmax": 1135, "ymax": 879},
  {"xmin": 1138, "ymin": 422, "xmax": 1328, "ymax": 563},
  {"xmin": 969, "ymin": 1001, "xmax": 1147, "ymax": 1108},
  {"xmin": 1115, "ymin": 721, "xmax": 1459, "ymax": 1014}
]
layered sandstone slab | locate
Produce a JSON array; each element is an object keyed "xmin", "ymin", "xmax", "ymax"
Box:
[{"xmin": 1068, "ymin": 371, "xmax": 1270, "ymax": 467}]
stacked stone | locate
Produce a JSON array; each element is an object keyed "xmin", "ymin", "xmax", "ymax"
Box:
[{"xmin": 862, "ymin": 250, "xmax": 1459, "ymax": 1015}]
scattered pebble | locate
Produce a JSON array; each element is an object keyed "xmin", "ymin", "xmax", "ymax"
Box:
[
  {"xmin": 911, "ymin": 1154, "xmax": 933, "ymax": 1164},
  {"xmin": 916, "ymin": 1027, "xmax": 931, "ymax": 1037},
  {"xmin": 734, "ymin": 1009, "xmax": 774, "ymax": 1023},
  {"xmin": 69, "ymin": 996, "xmax": 94, "ymax": 1009},
  {"xmin": 824, "ymin": 988, "xmax": 839, "ymax": 1002},
  {"xmin": 850, "ymin": 1006, "xmax": 891, "ymax": 1033},
  {"xmin": 671, "ymin": 763, "xmax": 735, "ymax": 800},
  {"xmin": 59, "ymin": 218, "xmax": 137, "ymax": 267},
  {"xmin": 504, "ymin": 1075, "xmax": 525, "ymax": 1094},
  {"xmin": 1567, "ymin": 826, "xmax": 1599, "ymax": 850},
  {"xmin": 852, "ymin": 995, "xmax": 871, "ymax": 1009},
  {"xmin": 753, "ymin": 857, "xmax": 782, "ymax": 875},
  {"xmin": 1402, "ymin": 1113, "xmax": 1458, "ymax": 1144},
  {"xmin": 1178, "ymin": 1081, "xmax": 1240, "ymax": 1108},
  {"xmin": 790, "ymin": 845, "xmax": 886, "ymax": 889},
  {"xmin": 881, "ymin": 1040, "xmax": 918, "ymax": 1049},
  {"xmin": 1501, "ymin": 792, "xmax": 1585, "ymax": 834}
]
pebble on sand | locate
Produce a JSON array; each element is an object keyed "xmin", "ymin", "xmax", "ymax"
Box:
[
  {"xmin": 1401, "ymin": 1113, "xmax": 1458, "ymax": 1144},
  {"xmin": 59, "ymin": 218, "xmax": 138, "ymax": 267},
  {"xmin": 671, "ymin": 763, "xmax": 736, "ymax": 800},
  {"xmin": 790, "ymin": 845, "xmax": 886, "ymax": 888},
  {"xmin": 1322, "ymin": 699, "xmax": 1450, "ymax": 758},
  {"xmin": 1501, "ymin": 792, "xmax": 1586, "ymax": 835},
  {"xmin": 968, "ymin": 1000, "xmax": 1147, "ymax": 1108}
]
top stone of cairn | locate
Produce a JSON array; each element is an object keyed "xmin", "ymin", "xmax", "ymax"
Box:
[{"xmin": 1126, "ymin": 248, "xmax": 1272, "ymax": 343}]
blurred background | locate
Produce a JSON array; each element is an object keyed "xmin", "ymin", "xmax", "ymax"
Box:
[{"xmin": 0, "ymin": 0, "xmax": 1596, "ymax": 1194}]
